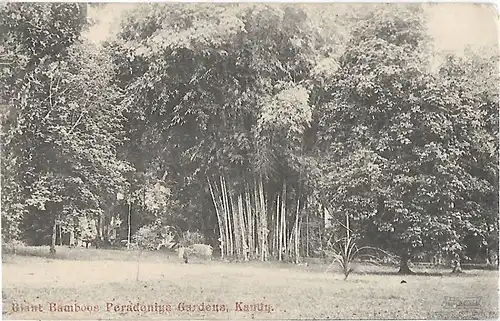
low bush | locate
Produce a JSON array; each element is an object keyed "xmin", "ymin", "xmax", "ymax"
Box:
[
  {"xmin": 176, "ymin": 243, "xmax": 213, "ymax": 262},
  {"xmin": 2, "ymin": 239, "xmax": 26, "ymax": 255}
]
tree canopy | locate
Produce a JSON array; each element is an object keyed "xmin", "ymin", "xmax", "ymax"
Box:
[{"xmin": 2, "ymin": 3, "xmax": 498, "ymax": 272}]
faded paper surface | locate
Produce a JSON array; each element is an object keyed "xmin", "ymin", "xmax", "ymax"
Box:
[{"xmin": 2, "ymin": 2, "xmax": 499, "ymax": 320}]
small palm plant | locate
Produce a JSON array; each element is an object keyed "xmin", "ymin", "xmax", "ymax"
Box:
[{"xmin": 325, "ymin": 212, "xmax": 393, "ymax": 280}]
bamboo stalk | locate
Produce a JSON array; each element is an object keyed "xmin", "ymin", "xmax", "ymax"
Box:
[
  {"xmin": 238, "ymin": 194, "xmax": 247, "ymax": 260},
  {"xmin": 262, "ymin": 191, "xmax": 268, "ymax": 261},
  {"xmin": 280, "ymin": 183, "xmax": 286, "ymax": 261},
  {"xmin": 345, "ymin": 212, "xmax": 350, "ymax": 255},
  {"xmin": 306, "ymin": 203, "xmax": 309, "ymax": 257},
  {"xmin": 294, "ymin": 198, "xmax": 300, "ymax": 263},
  {"xmin": 232, "ymin": 193, "xmax": 241, "ymax": 259},
  {"xmin": 245, "ymin": 189, "xmax": 253, "ymax": 260},
  {"xmin": 223, "ymin": 177, "xmax": 234, "ymax": 257},
  {"xmin": 298, "ymin": 211, "xmax": 303, "ymax": 263},
  {"xmin": 214, "ymin": 178, "xmax": 227, "ymax": 257},
  {"xmin": 275, "ymin": 194, "xmax": 280, "ymax": 259},
  {"xmin": 258, "ymin": 176, "xmax": 266, "ymax": 261},
  {"xmin": 254, "ymin": 180, "xmax": 260, "ymax": 258},
  {"xmin": 228, "ymin": 182, "xmax": 237, "ymax": 259},
  {"xmin": 208, "ymin": 177, "xmax": 225, "ymax": 259},
  {"xmin": 127, "ymin": 201, "xmax": 131, "ymax": 250},
  {"xmin": 220, "ymin": 176, "xmax": 231, "ymax": 257},
  {"xmin": 287, "ymin": 222, "xmax": 294, "ymax": 259}
]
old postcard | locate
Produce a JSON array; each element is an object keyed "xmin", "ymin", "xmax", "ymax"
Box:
[{"xmin": 1, "ymin": 2, "xmax": 499, "ymax": 320}]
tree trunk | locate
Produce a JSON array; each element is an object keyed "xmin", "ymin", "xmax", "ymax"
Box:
[
  {"xmin": 58, "ymin": 224, "xmax": 63, "ymax": 246},
  {"xmin": 452, "ymin": 253, "xmax": 463, "ymax": 273},
  {"xmin": 306, "ymin": 206, "xmax": 309, "ymax": 257},
  {"xmin": 98, "ymin": 212, "xmax": 104, "ymax": 242},
  {"xmin": 136, "ymin": 247, "xmax": 143, "ymax": 281},
  {"xmin": 319, "ymin": 204, "xmax": 325, "ymax": 254},
  {"xmin": 69, "ymin": 228, "xmax": 75, "ymax": 247},
  {"xmin": 50, "ymin": 220, "xmax": 57, "ymax": 255},
  {"xmin": 398, "ymin": 252, "xmax": 414, "ymax": 274},
  {"xmin": 486, "ymin": 246, "xmax": 492, "ymax": 266},
  {"xmin": 127, "ymin": 201, "xmax": 131, "ymax": 250}
]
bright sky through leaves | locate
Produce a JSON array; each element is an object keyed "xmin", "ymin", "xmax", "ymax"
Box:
[{"xmin": 85, "ymin": 3, "xmax": 499, "ymax": 55}]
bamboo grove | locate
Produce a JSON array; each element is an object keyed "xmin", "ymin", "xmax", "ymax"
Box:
[{"xmin": 208, "ymin": 176, "xmax": 307, "ymax": 262}]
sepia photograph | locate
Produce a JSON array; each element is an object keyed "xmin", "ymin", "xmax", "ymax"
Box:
[{"xmin": 1, "ymin": 2, "xmax": 499, "ymax": 320}]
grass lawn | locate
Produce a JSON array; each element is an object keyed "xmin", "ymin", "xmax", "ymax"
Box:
[{"xmin": 2, "ymin": 246, "xmax": 498, "ymax": 320}]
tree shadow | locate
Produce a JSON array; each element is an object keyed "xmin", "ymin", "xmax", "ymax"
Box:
[
  {"xmin": 358, "ymin": 269, "xmax": 488, "ymax": 277},
  {"xmin": 358, "ymin": 270, "xmax": 446, "ymax": 277}
]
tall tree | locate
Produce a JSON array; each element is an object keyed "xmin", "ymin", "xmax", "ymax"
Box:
[
  {"xmin": 315, "ymin": 5, "xmax": 498, "ymax": 273},
  {"xmin": 1, "ymin": 3, "xmax": 130, "ymax": 252},
  {"xmin": 432, "ymin": 48, "xmax": 499, "ymax": 270}
]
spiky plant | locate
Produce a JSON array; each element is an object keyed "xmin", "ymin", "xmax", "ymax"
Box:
[{"xmin": 325, "ymin": 213, "xmax": 395, "ymax": 280}]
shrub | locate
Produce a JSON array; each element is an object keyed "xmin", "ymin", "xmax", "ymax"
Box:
[
  {"xmin": 176, "ymin": 243, "xmax": 213, "ymax": 262},
  {"xmin": 190, "ymin": 243, "xmax": 213, "ymax": 257},
  {"xmin": 179, "ymin": 231, "xmax": 206, "ymax": 247},
  {"xmin": 132, "ymin": 223, "xmax": 177, "ymax": 251},
  {"xmin": 2, "ymin": 239, "xmax": 26, "ymax": 255}
]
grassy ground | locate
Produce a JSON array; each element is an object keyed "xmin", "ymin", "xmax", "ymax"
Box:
[{"xmin": 2, "ymin": 246, "xmax": 498, "ymax": 320}]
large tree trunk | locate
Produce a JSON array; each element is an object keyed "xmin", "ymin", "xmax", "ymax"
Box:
[
  {"xmin": 398, "ymin": 252, "xmax": 414, "ymax": 274},
  {"xmin": 50, "ymin": 220, "xmax": 57, "ymax": 255}
]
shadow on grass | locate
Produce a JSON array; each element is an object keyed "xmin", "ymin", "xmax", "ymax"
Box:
[
  {"xmin": 358, "ymin": 269, "xmax": 495, "ymax": 277},
  {"xmin": 3, "ymin": 246, "xmax": 56, "ymax": 259},
  {"xmin": 2, "ymin": 245, "xmax": 171, "ymax": 262},
  {"xmin": 359, "ymin": 270, "xmax": 446, "ymax": 277}
]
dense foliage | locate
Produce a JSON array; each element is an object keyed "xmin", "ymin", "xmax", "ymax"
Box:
[{"xmin": 1, "ymin": 3, "xmax": 498, "ymax": 272}]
